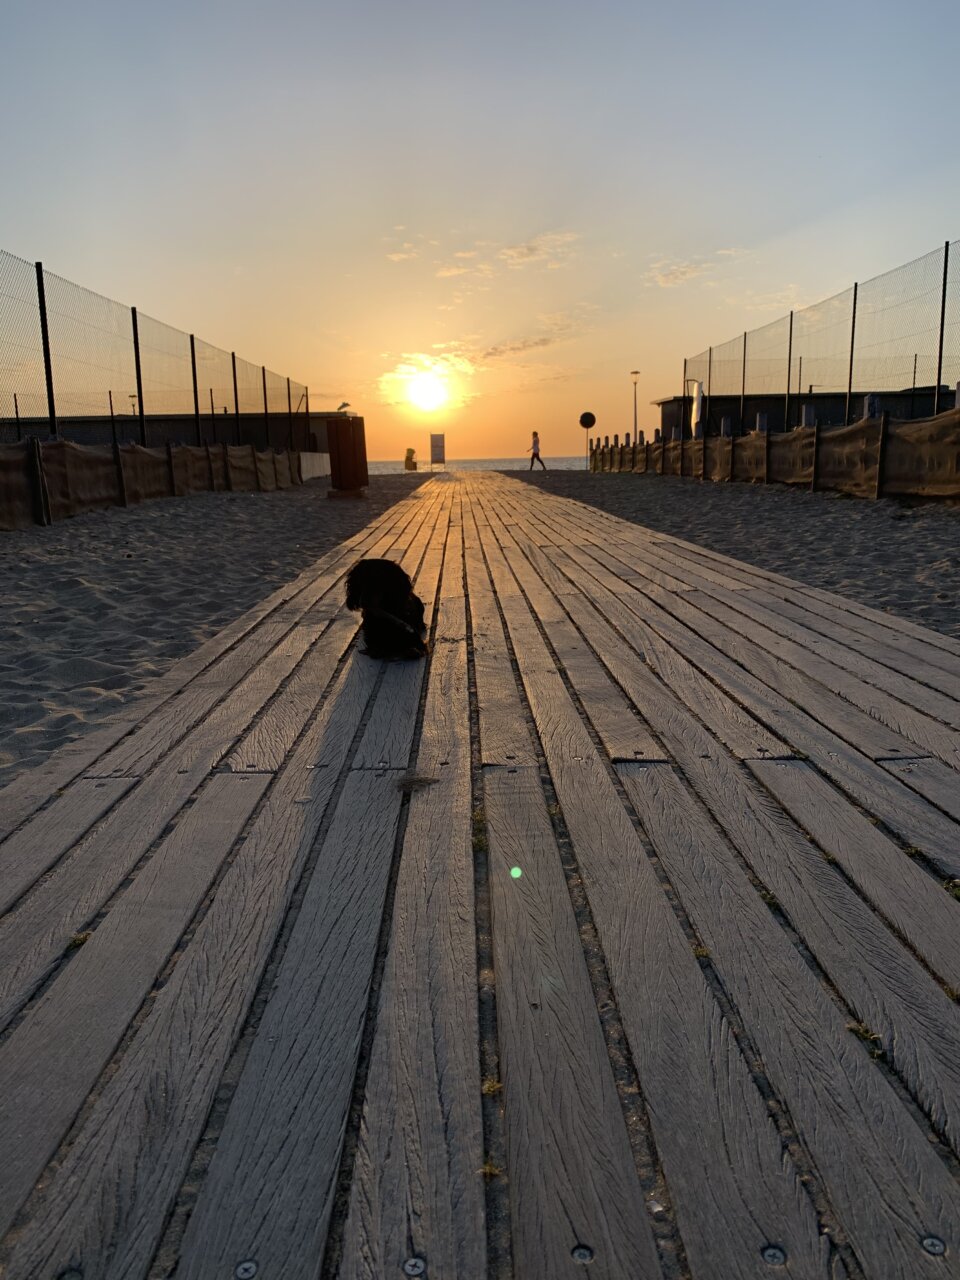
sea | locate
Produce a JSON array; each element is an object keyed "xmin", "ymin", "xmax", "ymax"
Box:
[{"xmin": 368, "ymin": 456, "xmax": 585, "ymax": 474}]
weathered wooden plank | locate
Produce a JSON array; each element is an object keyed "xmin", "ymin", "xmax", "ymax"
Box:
[
  {"xmin": 0, "ymin": 759, "xmax": 211, "ymax": 1033},
  {"xmin": 618, "ymin": 760, "xmax": 960, "ymax": 1279},
  {"xmin": 508, "ymin": 488, "xmax": 941, "ymax": 762},
  {"xmin": 225, "ymin": 613, "xmax": 359, "ymax": 772},
  {"xmin": 681, "ymin": 587, "xmax": 960, "ymax": 748},
  {"xmin": 467, "ymin": 490, "xmax": 829, "ymax": 1280},
  {"xmin": 483, "ymin": 764, "xmax": 661, "ymax": 1279},
  {"xmin": 747, "ymin": 759, "xmax": 960, "ymax": 993},
  {"xmin": 480, "ymin": 503, "xmax": 666, "ymax": 764},
  {"xmin": 534, "ymin": 539, "xmax": 960, "ymax": 878},
  {"xmin": 739, "ymin": 589, "xmax": 960, "ymax": 700},
  {"xmin": 175, "ymin": 769, "xmax": 407, "ymax": 1280},
  {"xmin": 648, "ymin": 530, "xmax": 960, "ymax": 661},
  {"xmin": 0, "ymin": 713, "xmax": 155, "ymax": 844},
  {"xmin": 0, "ymin": 772, "xmax": 268, "ymax": 1239},
  {"xmin": 485, "ymin": 492, "xmax": 787, "ymax": 763},
  {"xmin": 339, "ymin": 523, "xmax": 488, "ymax": 1280},
  {"xmin": 2, "ymin": 653, "xmax": 382, "ymax": 1280},
  {"xmin": 878, "ymin": 754, "xmax": 960, "ymax": 824},
  {"xmin": 497, "ymin": 487, "xmax": 960, "ymax": 1157},
  {"xmin": 0, "ymin": 777, "xmax": 133, "ymax": 915},
  {"xmin": 0, "ymin": 609, "xmax": 368, "ymax": 1033},
  {"xmin": 462, "ymin": 496, "xmax": 538, "ymax": 767}
]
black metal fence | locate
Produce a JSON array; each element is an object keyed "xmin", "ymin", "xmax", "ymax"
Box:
[
  {"xmin": 0, "ymin": 251, "xmax": 313, "ymax": 451},
  {"xmin": 681, "ymin": 239, "xmax": 960, "ymax": 435}
]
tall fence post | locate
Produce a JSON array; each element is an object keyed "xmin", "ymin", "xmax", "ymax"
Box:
[
  {"xmin": 739, "ymin": 331, "xmax": 747, "ymax": 431},
  {"xmin": 14, "ymin": 392, "xmax": 21, "ymax": 442},
  {"xmin": 261, "ymin": 365, "xmax": 269, "ymax": 451},
  {"xmin": 231, "ymin": 351, "xmax": 240, "ymax": 446},
  {"xmin": 35, "ymin": 262, "xmax": 58, "ymax": 438},
  {"xmin": 845, "ymin": 283, "xmax": 858, "ymax": 426},
  {"xmin": 934, "ymin": 241, "xmax": 950, "ymax": 416},
  {"xmin": 287, "ymin": 376, "xmax": 293, "ymax": 450},
  {"xmin": 784, "ymin": 311, "xmax": 793, "ymax": 429},
  {"xmin": 680, "ymin": 358, "xmax": 687, "ymax": 443},
  {"xmin": 305, "ymin": 385, "xmax": 311, "ymax": 452},
  {"xmin": 190, "ymin": 334, "xmax": 201, "ymax": 446},
  {"xmin": 131, "ymin": 306, "xmax": 147, "ymax": 446}
]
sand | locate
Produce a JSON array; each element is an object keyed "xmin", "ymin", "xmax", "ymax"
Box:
[
  {"xmin": 515, "ymin": 470, "xmax": 960, "ymax": 640},
  {"xmin": 0, "ymin": 476, "xmax": 426, "ymax": 791}
]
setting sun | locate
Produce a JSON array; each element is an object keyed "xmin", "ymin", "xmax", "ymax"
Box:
[{"xmin": 406, "ymin": 370, "xmax": 449, "ymax": 412}]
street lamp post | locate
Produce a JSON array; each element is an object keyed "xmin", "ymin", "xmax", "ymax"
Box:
[{"xmin": 630, "ymin": 369, "xmax": 640, "ymax": 442}]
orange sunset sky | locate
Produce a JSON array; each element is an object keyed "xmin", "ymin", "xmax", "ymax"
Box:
[{"xmin": 3, "ymin": 0, "xmax": 958, "ymax": 460}]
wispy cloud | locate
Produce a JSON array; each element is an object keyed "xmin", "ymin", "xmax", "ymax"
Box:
[
  {"xmin": 498, "ymin": 231, "xmax": 579, "ymax": 270},
  {"xmin": 481, "ymin": 306, "xmax": 593, "ymax": 361},
  {"xmin": 648, "ymin": 247, "xmax": 748, "ymax": 288}
]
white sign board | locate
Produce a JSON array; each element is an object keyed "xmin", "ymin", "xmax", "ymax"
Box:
[{"xmin": 430, "ymin": 433, "xmax": 446, "ymax": 466}]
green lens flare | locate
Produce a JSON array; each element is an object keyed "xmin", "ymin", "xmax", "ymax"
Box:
[{"xmin": 510, "ymin": 866, "xmax": 523, "ymax": 879}]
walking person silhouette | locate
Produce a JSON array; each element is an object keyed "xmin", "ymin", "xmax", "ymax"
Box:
[{"xmin": 528, "ymin": 431, "xmax": 547, "ymax": 470}]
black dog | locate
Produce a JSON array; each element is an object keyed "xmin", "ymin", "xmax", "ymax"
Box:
[{"xmin": 345, "ymin": 558, "xmax": 429, "ymax": 660}]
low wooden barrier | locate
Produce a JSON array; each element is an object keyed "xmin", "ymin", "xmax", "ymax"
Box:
[
  {"xmin": 0, "ymin": 440, "xmax": 328, "ymax": 531},
  {"xmin": 589, "ymin": 408, "xmax": 960, "ymax": 500}
]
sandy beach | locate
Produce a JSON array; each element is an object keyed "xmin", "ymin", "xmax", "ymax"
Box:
[
  {"xmin": 2, "ymin": 468, "xmax": 958, "ymax": 793},
  {"xmin": 516, "ymin": 470, "xmax": 960, "ymax": 640},
  {"xmin": 0, "ymin": 476, "xmax": 426, "ymax": 791}
]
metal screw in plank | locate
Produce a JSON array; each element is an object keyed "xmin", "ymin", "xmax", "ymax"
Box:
[
  {"xmin": 761, "ymin": 1245, "xmax": 787, "ymax": 1265},
  {"xmin": 922, "ymin": 1236, "xmax": 946, "ymax": 1257},
  {"xmin": 571, "ymin": 1243, "xmax": 595, "ymax": 1263},
  {"xmin": 403, "ymin": 1259, "xmax": 427, "ymax": 1276},
  {"xmin": 235, "ymin": 1263, "xmax": 258, "ymax": 1279}
]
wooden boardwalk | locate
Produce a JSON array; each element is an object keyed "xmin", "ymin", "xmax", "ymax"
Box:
[{"xmin": 1, "ymin": 472, "xmax": 959, "ymax": 1280}]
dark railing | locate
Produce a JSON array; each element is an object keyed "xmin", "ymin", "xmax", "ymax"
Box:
[{"xmin": 0, "ymin": 250, "xmax": 315, "ymax": 452}]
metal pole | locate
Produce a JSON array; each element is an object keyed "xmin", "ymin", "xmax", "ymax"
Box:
[
  {"xmin": 680, "ymin": 358, "xmax": 687, "ymax": 442},
  {"xmin": 784, "ymin": 311, "xmax": 793, "ymax": 430},
  {"xmin": 262, "ymin": 365, "xmax": 269, "ymax": 451},
  {"xmin": 190, "ymin": 334, "xmax": 201, "ymax": 444},
  {"xmin": 287, "ymin": 376, "xmax": 293, "ymax": 450},
  {"xmin": 14, "ymin": 392, "xmax": 21, "ymax": 442},
  {"xmin": 131, "ymin": 306, "xmax": 147, "ymax": 446},
  {"xmin": 934, "ymin": 240, "xmax": 949, "ymax": 416},
  {"xmin": 231, "ymin": 351, "xmax": 240, "ymax": 446},
  {"xmin": 911, "ymin": 353, "xmax": 917, "ymax": 419},
  {"xmin": 304, "ymin": 385, "xmax": 311, "ymax": 454},
  {"xmin": 845, "ymin": 282, "xmax": 858, "ymax": 425},
  {"xmin": 35, "ymin": 262, "xmax": 58, "ymax": 438},
  {"xmin": 109, "ymin": 388, "xmax": 117, "ymax": 449},
  {"xmin": 739, "ymin": 331, "xmax": 746, "ymax": 432}
]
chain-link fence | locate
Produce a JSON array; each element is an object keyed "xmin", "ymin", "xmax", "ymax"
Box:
[
  {"xmin": 682, "ymin": 240, "xmax": 960, "ymax": 435},
  {"xmin": 0, "ymin": 251, "xmax": 314, "ymax": 449}
]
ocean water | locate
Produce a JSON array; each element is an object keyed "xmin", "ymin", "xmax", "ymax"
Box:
[{"xmin": 368, "ymin": 456, "xmax": 586, "ymax": 474}]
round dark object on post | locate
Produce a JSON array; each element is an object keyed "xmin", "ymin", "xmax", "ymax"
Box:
[{"xmin": 579, "ymin": 412, "xmax": 596, "ymax": 429}]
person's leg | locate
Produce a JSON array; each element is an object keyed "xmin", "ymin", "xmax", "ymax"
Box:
[
  {"xmin": 536, "ymin": 454, "xmax": 546, "ymax": 469},
  {"xmin": 529, "ymin": 453, "xmax": 535, "ymax": 470}
]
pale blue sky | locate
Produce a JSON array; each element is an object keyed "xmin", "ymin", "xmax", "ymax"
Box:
[{"xmin": 3, "ymin": 0, "xmax": 958, "ymax": 456}]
